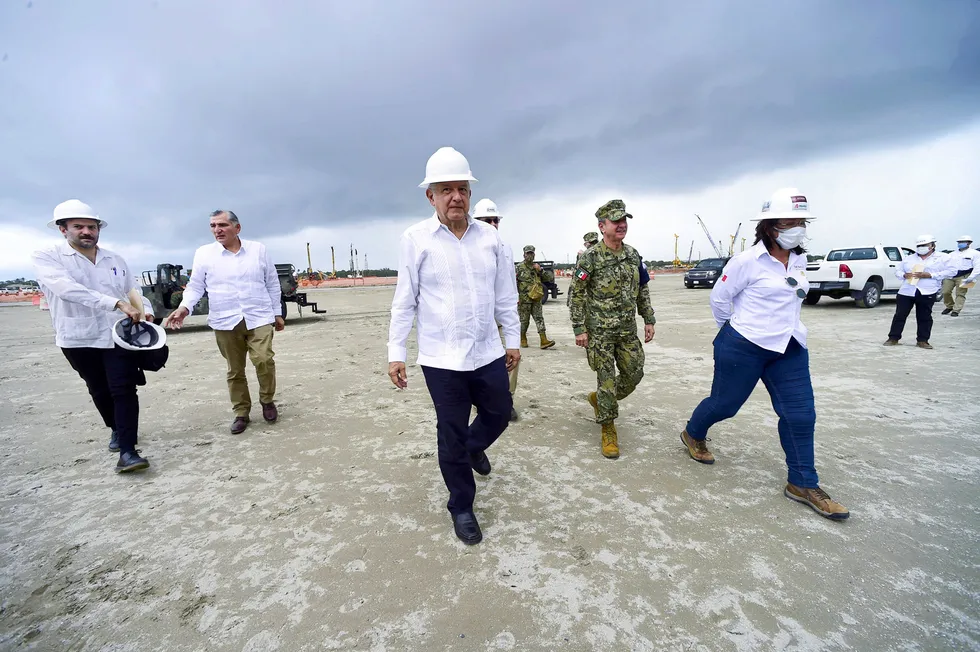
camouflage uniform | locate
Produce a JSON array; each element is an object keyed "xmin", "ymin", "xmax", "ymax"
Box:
[
  {"xmin": 516, "ymin": 245, "xmax": 547, "ymax": 335},
  {"xmin": 567, "ymin": 231, "xmax": 600, "ymax": 308},
  {"xmin": 569, "ymin": 202, "xmax": 655, "ymax": 425}
]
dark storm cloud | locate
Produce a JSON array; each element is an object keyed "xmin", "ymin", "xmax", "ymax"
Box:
[{"xmin": 1, "ymin": 0, "xmax": 977, "ymax": 246}]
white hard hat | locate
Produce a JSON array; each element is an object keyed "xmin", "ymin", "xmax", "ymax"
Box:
[
  {"xmin": 915, "ymin": 234, "xmax": 936, "ymax": 246},
  {"xmin": 48, "ymin": 199, "xmax": 107, "ymax": 229},
  {"xmin": 418, "ymin": 146, "xmax": 478, "ymax": 188},
  {"xmin": 472, "ymin": 198, "xmax": 501, "ymax": 219},
  {"xmin": 752, "ymin": 187, "xmax": 816, "ymax": 221},
  {"xmin": 111, "ymin": 317, "xmax": 167, "ymax": 351},
  {"xmin": 956, "ymin": 234, "xmax": 973, "ymax": 242}
]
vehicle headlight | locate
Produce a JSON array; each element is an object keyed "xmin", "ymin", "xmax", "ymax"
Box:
[{"xmin": 707, "ymin": 271, "xmax": 718, "ymax": 276}]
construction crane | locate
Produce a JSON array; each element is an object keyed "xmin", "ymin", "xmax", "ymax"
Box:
[
  {"xmin": 695, "ymin": 214, "xmax": 727, "ymax": 259},
  {"xmin": 728, "ymin": 222, "xmax": 742, "ymax": 257},
  {"xmin": 672, "ymin": 234, "xmax": 682, "ymax": 267},
  {"xmin": 741, "ymin": 237, "xmax": 747, "ymax": 252},
  {"xmin": 328, "ymin": 246, "xmax": 337, "ymax": 279},
  {"xmin": 686, "ymin": 240, "xmax": 694, "ymax": 265}
]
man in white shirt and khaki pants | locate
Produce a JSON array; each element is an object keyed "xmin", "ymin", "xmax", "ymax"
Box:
[
  {"xmin": 32, "ymin": 199, "xmax": 154, "ymax": 473},
  {"xmin": 388, "ymin": 147, "xmax": 521, "ymax": 545},
  {"xmin": 165, "ymin": 210, "xmax": 284, "ymax": 434}
]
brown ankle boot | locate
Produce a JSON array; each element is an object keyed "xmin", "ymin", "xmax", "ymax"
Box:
[
  {"xmin": 588, "ymin": 392, "xmax": 599, "ymax": 419},
  {"xmin": 539, "ymin": 332, "xmax": 556, "ymax": 349},
  {"xmin": 601, "ymin": 422, "xmax": 619, "ymax": 459},
  {"xmin": 520, "ymin": 332, "xmax": 529, "ymax": 348}
]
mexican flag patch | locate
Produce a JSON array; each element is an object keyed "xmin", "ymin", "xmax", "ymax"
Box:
[{"xmin": 575, "ymin": 268, "xmax": 589, "ymax": 281}]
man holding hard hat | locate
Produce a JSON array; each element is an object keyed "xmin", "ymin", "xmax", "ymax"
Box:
[
  {"xmin": 940, "ymin": 235, "xmax": 980, "ymax": 317},
  {"xmin": 32, "ymin": 199, "xmax": 165, "ymax": 473}
]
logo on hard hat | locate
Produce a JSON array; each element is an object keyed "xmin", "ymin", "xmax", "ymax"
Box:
[
  {"xmin": 761, "ymin": 201, "xmax": 771, "ymax": 212},
  {"xmin": 791, "ymin": 195, "xmax": 808, "ymax": 211}
]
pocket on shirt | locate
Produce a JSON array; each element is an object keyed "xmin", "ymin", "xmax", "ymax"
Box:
[{"xmin": 58, "ymin": 315, "xmax": 103, "ymax": 342}]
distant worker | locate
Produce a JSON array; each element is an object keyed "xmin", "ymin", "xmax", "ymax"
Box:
[
  {"xmin": 680, "ymin": 189, "xmax": 850, "ymax": 520},
  {"xmin": 941, "ymin": 235, "xmax": 979, "ymax": 317},
  {"xmin": 569, "ymin": 200, "xmax": 655, "ymax": 459},
  {"xmin": 387, "ymin": 147, "xmax": 521, "ymax": 545},
  {"xmin": 31, "ymin": 199, "xmax": 159, "ymax": 473},
  {"xmin": 473, "ymin": 198, "xmax": 520, "ymax": 422},
  {"xmin": 566, "ymin": 231, "xmax": 600, "ymax": 308},
  {"xmin": 884, "ymin": 234, "xmax": 955, "ymax": 349},
  {"xmin": 517, "ymin": 245, "xmax": 556, "ymax": 349},
  {"xmin": 164, "ymin": 210, "xmax": 284, "ymax": 433}
]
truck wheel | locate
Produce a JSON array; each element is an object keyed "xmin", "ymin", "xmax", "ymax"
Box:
[
  {"xmin": 803, "ymin": 291, "xmax": 821, "ymax": 305},
  {"xmin": 280, "ymin": 297, "xmax": 288, "ymax": 320},
  {"xmin": 854, "ymin": 281, "xmax": 881, "ymax": 308}
]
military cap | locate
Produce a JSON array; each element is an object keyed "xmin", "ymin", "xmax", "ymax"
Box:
[
  {"xmin": 595, "ymin": 199, "xmax": 632, "ymax": 221},
  {"xmin": 584, "ymin": 231, "xmax": 599, "ymax": 243},
  {"xmin": 523, "ymin": 245, "xmax": 535, "ymax": 253}
]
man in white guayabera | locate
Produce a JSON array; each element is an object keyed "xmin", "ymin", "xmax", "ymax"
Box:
[{"xmin": 387, "ymin": 147, "xmax": 521, "ymax": 545}]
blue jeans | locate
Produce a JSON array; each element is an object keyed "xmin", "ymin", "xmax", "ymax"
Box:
[
  {"xmin": 421, "ymin": 356, "xmax": 513, "ymax": 515},
  {"xmin": 685, "ymin": 324, "xmax": 818, "ymax": 488}
]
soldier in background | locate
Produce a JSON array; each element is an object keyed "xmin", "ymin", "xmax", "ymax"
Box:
[
  {"xmin": 517, "ymin": 245, "xmax": 556, "ymax": 350},
  {"xmin": 567, "ymin": 231, "xmax": 600, "ymax": 308},
  {"xmin": 569, "ymin": 200, "xmax": 655, "ymax": 459}
]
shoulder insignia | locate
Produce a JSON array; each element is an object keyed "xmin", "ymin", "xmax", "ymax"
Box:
[{"xmin": 575, "ymin": 268, "xmax": 589, "ymax": 281}]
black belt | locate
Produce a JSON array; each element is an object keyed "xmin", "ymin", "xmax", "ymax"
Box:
[{"xmin": 954, "ymin": 268, "xmax": 973, "ymax": 278}]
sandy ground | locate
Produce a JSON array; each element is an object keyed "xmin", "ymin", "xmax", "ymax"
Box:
[{"xmin": 1, "ymin": 275, "xmax": 978, "ymax": 652}]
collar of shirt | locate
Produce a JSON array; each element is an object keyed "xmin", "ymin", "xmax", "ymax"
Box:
[{"xmin": 58, "ymin": 240, "xmax": 113, "ymax": 265}]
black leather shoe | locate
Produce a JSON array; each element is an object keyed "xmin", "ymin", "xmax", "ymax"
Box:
[
  {"xmin": 941, "ymin": 308, "xmax": 953, "ymax": 315},
  {"xmin": 470, "ymin": 451, "xmax": 491, "ymax": 476},
  {"xmin": 509, "ymin": 407, "xmax": 519, "ymax": 422},
  {"xmin": 231, "ymin": 416, "xmax": 249, "ymax": 434},
  {"xmin": 452, "ymin": 511, "xmax": 482, "ymax": 545},
  {"xmin": 108, "ymin": 429, "xmax": 120, "ymax": 452},
  {"xmin": 115, "ymin": 450, "xmax": 149, "ymax": 473}
]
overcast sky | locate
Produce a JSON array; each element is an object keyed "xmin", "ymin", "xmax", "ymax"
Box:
[{"xmin": 2, "ymin": 0, "xmax": 978, "ymax": 278}]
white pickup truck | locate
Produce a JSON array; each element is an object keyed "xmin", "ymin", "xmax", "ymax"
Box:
[{"xmin": 804, "ymin": 245, "xmax": 914, "ymax": 308}]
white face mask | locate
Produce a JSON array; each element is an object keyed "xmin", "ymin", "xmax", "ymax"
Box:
[
  {"xmin": 916, "ymin": 245, "xmax": 932, "ymax": 256},
  {"xmin": 775, "ymin": 226, "xmax": 807, "ymax": 250}
]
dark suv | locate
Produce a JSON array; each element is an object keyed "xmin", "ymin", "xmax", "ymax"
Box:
[{"xmin": 684, "ymin": 258, "xmax": 729, "ymax": 289}]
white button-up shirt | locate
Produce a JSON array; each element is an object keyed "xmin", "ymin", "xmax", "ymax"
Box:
[
  {"xmin": 709, "ymin": 242, "xmax": 809, "ymax": 353},
  {"xmin": 388, "ymin": 215, "xmax": 520, "ymax": 371},
  {"xmin": 179, "ymin": 239, "xmax": 281, "ymax": 331},
  {"xmin": 32, "ymin": 241, "xmax": 153, "ymax": 349},
  {"xmin": 949, "ymin": 247, "xmax": 980, "ymax": 283},
  {"xmin": 895, "ymin": 252, "xmax": 955, "ymax": 297}
]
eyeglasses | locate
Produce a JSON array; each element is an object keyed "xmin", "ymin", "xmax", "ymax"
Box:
[
  {"xmin": 785, "ymin": 276, "xmax": 806, "ymax": 298},
  {"xmin": 478, "ymin": 217, "xmax": 499, "ymax": 224}
]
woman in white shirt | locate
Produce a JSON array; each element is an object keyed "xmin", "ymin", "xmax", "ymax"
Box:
[
  {"xmin": 679, "ymin": 188, "xmax": 849, "ymax": 521},
  {"xmin": 885, "ymin": 235, "xmax": 955, "ymax": 348}
]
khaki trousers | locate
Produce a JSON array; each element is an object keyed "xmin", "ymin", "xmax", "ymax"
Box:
[
  {"xmin": 942, "ymin": 277, "xmax": 970, "ymax": 312},
  {"xmin": 214, "ymin": 319, "xmax": 277, "ymax": 417},
  {"xmin": 498, "ymin": 325, "xmax": 519, "ymax": 396}
]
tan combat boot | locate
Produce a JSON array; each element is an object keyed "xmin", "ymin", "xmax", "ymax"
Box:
[
  {"xmin": 601, "ymin": 422, "xmax": 619, "ymax": 459},
  {"xmin": 539, "ymin": 332, "xmax": 556, "ymax": 349},
  {"xmin": 587, "ymin": 392, "xmax": 599, "ymax": 419},
  {"xmin": 520, "ymin": 331, "xmax": 529, "ymax": 348},
  {"xmin": 784, "ymin": 484, "xmax": 850, "ymax": 521},
  {"xmin": 680, "ymin": 430, "xmax": 715, "ymax": 464}
]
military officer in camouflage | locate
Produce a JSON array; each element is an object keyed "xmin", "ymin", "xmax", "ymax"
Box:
[
  {"xmin": 569, "ymin": 199, "xmax": 656, "ymax": 459},
  {"xmin": 516, "ymin": 245, "xmax": 556, "ymax": 349},
  {"xmin": 567, "ymin": 231, "xmax": 600, "ymax": 308}
]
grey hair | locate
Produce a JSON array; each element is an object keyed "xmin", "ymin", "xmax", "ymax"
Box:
[{"xmin": 210, "ymin": 209, "xmax": 239, "ymax": 224}]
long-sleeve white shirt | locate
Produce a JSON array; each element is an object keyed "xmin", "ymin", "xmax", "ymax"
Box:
[
  {"xmin": 178, "ymin": 239, "xmax": 281, "ymax": 331},
  {"xmin": 32, "ymin": 241, "xmax": 153, "ymax": 349},
  {"xmin": 709, "ymin": 242, "xmax": 809, "ymax": 353},
  {"xmin": 895, "ymin": 252, "xmax": 955, "ymax": 297},
  {"xmin": 387, "ymin": 215, "xmax": 520, "ymax": 371},
  {"xmin": 949, "ymin": 248, "xmax": 980, "ymax": 283}
]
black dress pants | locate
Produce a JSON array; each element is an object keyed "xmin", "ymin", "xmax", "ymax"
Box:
[
  {"xmin": 62, "ymin": 346, "xmax": 145, "ymax": 453},
  {"xmin": 420, "ymin": 356, "xmax": 512, "ymax": 516},
  {"xmin": 888, "ymin": 291, "xmax": 937, "ymax": 343}
]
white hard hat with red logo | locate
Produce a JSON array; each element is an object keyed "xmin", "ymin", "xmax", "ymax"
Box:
[
  {"xmin": 419, "ymin": 147, "xmax": 478, "ymax": 188},
  {"xmin": 48, "ymin": 199, "xmax": 108, "ymax": 229},
  {"xmin": 472, "ymin": 198, "xmax": 501, "ymax": 220},
  {"xmin": 752, "ymin": 187, "xmax": 816, "ymax": 221},
  {"xmin": 956, "ymin": 234, "xmax": 973, "ymax": 242}
]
